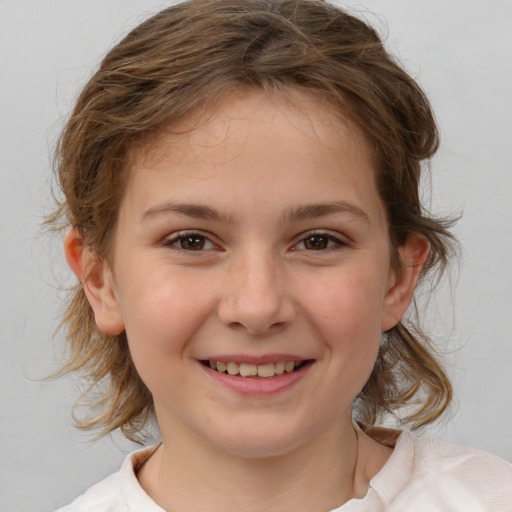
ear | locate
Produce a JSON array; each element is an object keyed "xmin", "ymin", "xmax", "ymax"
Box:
[
  {"xmin": 381, "ymin": 235, "xmax": 430, "ymax": 332},
  {"xmin": 64, "ymin": 228, "xmax": 125, "ymax": 335}
]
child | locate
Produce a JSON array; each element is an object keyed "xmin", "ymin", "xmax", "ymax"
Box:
[{"xmin": 51, "ymin": 0, "xmax": 512, "ymax": 510}]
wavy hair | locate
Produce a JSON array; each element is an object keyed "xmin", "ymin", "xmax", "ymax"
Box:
[{"xmin": 49, "ymin": 0, "xmax": 456, "ymax": 441}]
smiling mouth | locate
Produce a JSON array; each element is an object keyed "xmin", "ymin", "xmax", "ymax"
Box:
[{"xmin": 201, "ymin": 360, "xmax": 310, "ymax": 378}]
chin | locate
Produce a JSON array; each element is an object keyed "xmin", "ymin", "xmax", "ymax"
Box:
[
  {"xmin": 220, "ymin": 441, "xmax": 298, "ymax": 460},
  {"xmin": 209, "ymin": 425, "xmax": 310, "ymax": 460}
]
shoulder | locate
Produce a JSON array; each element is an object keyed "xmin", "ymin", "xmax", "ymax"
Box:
[
  {"xmin": 412, "ymin": 434, "xmax": 512, "ymax": 484},
  {"xmin": 394, "ymin": 432, "xmax": 512, "ymax": 511},
  {"xmin": 55, "ymin": 445, "xmax": 163, "ymax": 512},
  {"xmin": 55, "ymin": 471, "xmax": 124, "ymax": 512}
]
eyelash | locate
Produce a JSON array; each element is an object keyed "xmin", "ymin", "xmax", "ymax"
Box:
[
  {"xmin": 163, "ymin": 230, "xmax": 346, "ymax": 253},
  {"xmin": 292, "ymin": 231, "xmax": 346, "ymax": 252},
  {"xmin": 163, "ymin": 231, "xmax": 218, "ymax": 252}
]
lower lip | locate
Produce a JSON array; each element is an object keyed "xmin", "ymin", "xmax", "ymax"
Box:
[{"xmin": 199, "ymin": 361, "xmax": 313, "ymax": 395}]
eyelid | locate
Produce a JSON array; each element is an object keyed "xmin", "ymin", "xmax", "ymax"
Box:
[
  {"xmin": 291, "ymin": 229, "xmax": 348, "ymax": 251},
  {"xmin": 162, "ymin": 230, "xmax": 221, "ymax": 251},
  {"xmin": 161, "ymin": 229, "xmax": 348, "ymax": 252}
]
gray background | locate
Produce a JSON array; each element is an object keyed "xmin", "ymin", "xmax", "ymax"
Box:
[{"xmin": 1, "ymin": 0, "xmax": 511, "ymax": 510}]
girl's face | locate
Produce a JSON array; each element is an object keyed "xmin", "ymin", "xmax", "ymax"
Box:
[{"xmin": 88, "ymin": 90, "xmax": 422, "ymax": 458}]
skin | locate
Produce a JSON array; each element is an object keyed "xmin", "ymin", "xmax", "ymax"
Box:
[{"xmin": 65, "ymin": 90, "xmax": 429, "ymax": 511}]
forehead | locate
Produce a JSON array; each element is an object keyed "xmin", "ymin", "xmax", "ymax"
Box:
[
  {"xmin": 121, "ymin": 89, "xmax": 385, "ymax": 227},
  {"xmin": 131, "ymin": 88, "xmax": 374, "ymax": 172}
]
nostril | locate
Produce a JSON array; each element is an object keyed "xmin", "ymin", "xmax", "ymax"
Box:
[
  {"xmin": 244, "ymin": 321, "xmax": 289, "ymax": 336},
  {"xmin": 217, "ymin": 284, "xmax": 296, "ymax": 334}
]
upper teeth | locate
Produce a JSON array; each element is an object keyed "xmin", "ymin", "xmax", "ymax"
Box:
[{"xmin": 209, "ymin": 361, "xmax": 297, "ymax": 378}]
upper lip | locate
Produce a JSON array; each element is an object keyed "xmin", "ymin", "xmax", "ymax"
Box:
[{"xmin": 199, "ymin": 354, "xmax": 311, "ymax": 365}]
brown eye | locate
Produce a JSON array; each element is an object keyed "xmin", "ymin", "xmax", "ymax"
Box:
[
  {"xmin": 164, "ymin": 232, "xmax": 217, "ymax": 252},
  {"xmin": 303, "ymin": 235, "xmax": 330, "ymax": 250},
  {"xmin": 164, "ymin": 231, "xmax": 217, "ymax": 252},
  {"xmin": 295, "ymin": 233, "xmax": 344, "ymax": 251},
  {"xmin": 179, "ymin": 235, "xmax": 206, "ymax": 250}
]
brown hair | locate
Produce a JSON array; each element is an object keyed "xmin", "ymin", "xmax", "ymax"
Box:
[{"xmin": 50, "ymin": 0, "xmax": 456, "ymax": 441}]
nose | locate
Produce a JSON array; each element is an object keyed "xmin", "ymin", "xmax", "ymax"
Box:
[{"xmin": 217, "ymin": 250, "xmax": 296, "ymax": 335}]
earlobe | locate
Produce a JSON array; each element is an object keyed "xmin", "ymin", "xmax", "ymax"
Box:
[
  {"xmin": 64, "ymin": 228, "xmax": 125, "ymax": 335},
  {"xmin": 381, "ymin": 235, "xmax": 430, "ymax": 332}
]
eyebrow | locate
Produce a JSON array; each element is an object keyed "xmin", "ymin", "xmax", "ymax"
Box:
[
  {"xmin": 284, "ymin": 201, "xmax": 371, "ymax": 225},
  {"xmin": 141, "ymin": 202, "xmax": 234, "ymax": 223},
  {"xmin": 141, "ymin": 200, "xmax": 370, "ymax": 225}
]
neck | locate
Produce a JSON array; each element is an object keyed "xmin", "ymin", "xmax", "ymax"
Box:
[{"xmin": 138, "ymin": 416, "xmax": 375, "ymax": 512}]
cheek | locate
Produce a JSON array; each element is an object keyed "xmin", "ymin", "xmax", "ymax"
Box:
[
  {"xmin": 117, "ymin": 270, "xmax": 216, "ymax": 372},
  {"xmin": 298, "ymin": 266, "xmax": 387, "ymax": 338},
  {"xmin": 296, "ymin": 265, "xmax": 386, "ymax": 383}
]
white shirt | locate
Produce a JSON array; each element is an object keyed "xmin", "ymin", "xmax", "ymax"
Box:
[{"xmin": 56, "ymin": 431, "xmax": 512, "ymax": 511}]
